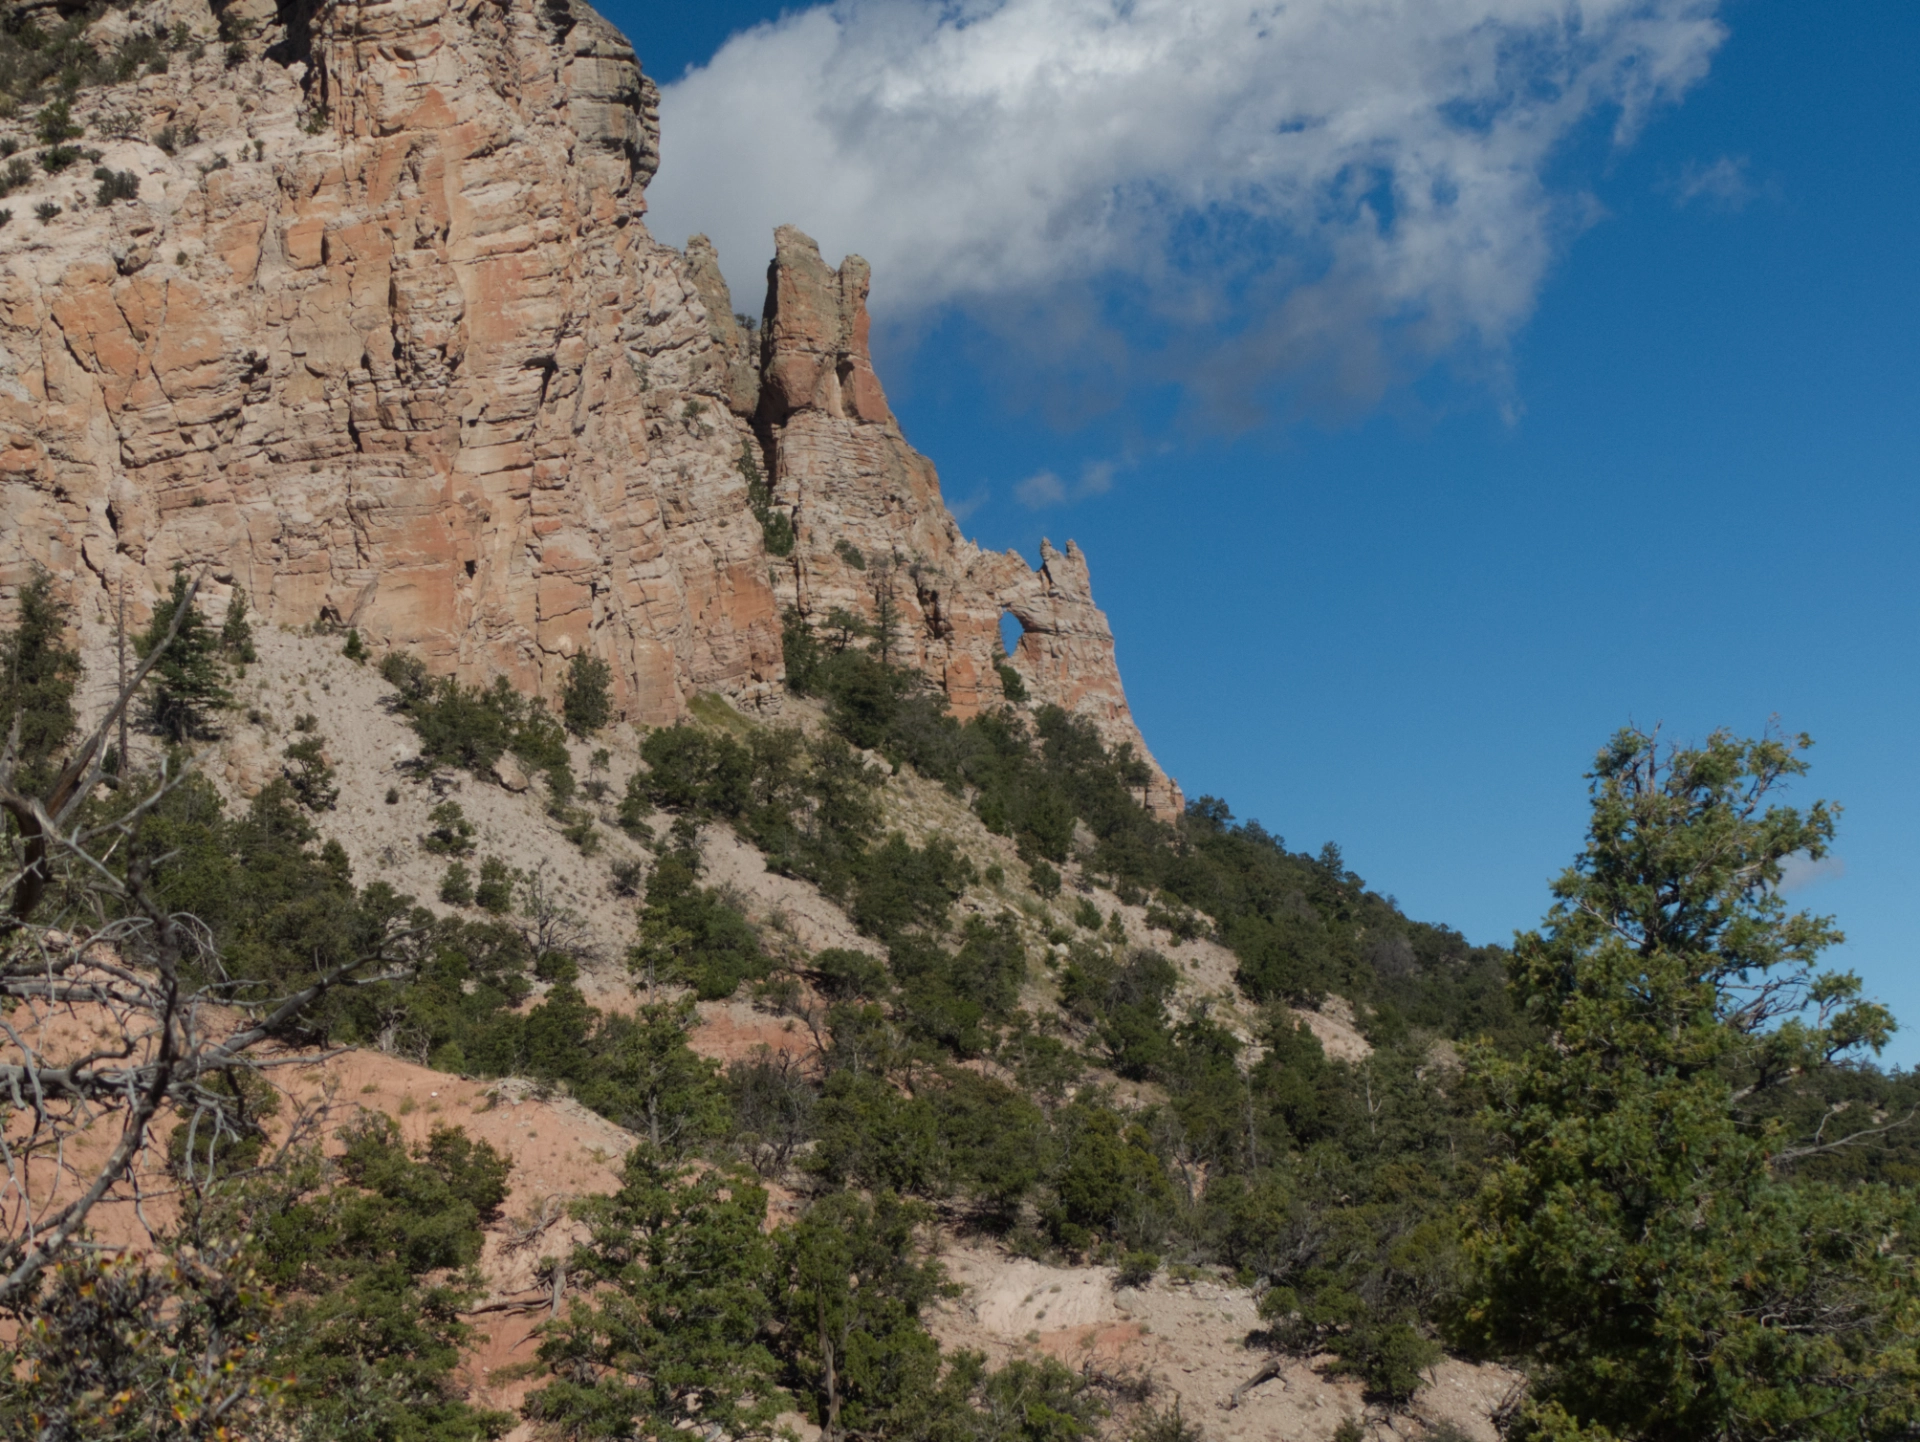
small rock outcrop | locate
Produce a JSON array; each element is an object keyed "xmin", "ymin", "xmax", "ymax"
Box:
[{"xmin": 0, "ymin": 0, "xmax": 1178, "ymax": 811}]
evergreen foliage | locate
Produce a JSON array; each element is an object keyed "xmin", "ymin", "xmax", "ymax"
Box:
[
  {"xmin": 0, "ymin": 7, "xmax": 191, "ymax": 108},
  {"xmin": 1462, "ymin": 728, "xmax": 1919, "ymax": 1442},
  {"xmin": 529, "ymin": 1151, "xmax": 784, "ymax": 1440},
  {"xmin": 0, "ymin": 568, "xmax": 81, "ymax": 795},
  {"xmin": 243, "ymin": 1114, "xmax": 514, "ymax": 1441},
  {"xmin": 771, "ymin": 1189, "xmax": 957, "ymax": 1441},
  {"xmin": 20, "ymin": 565, "xmax": 1917, "ymax": 1441},
  {"xmin": 137, "ymin": 569, "xmax": 233, "ymax": 741},
  {"xmin": 91, "ymin": 164, "xmax": 136, "ymax": 204},
  {"xmin": 562, "ymin": 651, "xmax": 615, "ymax": 737},
  {"xmin": 379, "ymin": 651, "xmax": 567, "ymax": 778},
  {"xmin": 629, "ymin": 850, "xmax": 771, "ymax": 1000},
  {"xmin": 283, "ymin": 731, "xmax": 339, "ymax": 810},
  {"xmin": 739, "ymin": 442, "xmax": 795, "ymax": 557}
]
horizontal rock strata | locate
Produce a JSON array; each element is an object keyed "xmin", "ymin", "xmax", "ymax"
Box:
[{"xmin": 0, "ymin": 0, "xmax": 1177, "ymax": 811}]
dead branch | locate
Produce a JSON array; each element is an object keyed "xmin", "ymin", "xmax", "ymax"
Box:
[
  {"xmin": 0, "ymin": 587, "xmax": 422, "ymax": 1306},
  {"xmin": 1224, "ymin": 1356, "xmax": 1287, "ymax": 1409}
]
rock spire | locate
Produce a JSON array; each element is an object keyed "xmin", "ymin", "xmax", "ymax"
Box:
[{"xmin": 0, "ymin": 0, "xmax": 1179, "ymax": 814}]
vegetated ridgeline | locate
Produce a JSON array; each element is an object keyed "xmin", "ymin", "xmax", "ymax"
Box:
[{"xmin": 4, "ymin": 4, "xmax": 1919, "ymax": 1442}]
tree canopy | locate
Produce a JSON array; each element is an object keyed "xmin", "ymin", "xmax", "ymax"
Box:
[{"xmin": 1463, "ymin": 727, "xmax": 1917, "ymax": 1442}]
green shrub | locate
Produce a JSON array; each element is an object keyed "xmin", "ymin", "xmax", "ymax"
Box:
[
  {"xmin": 1130, "ymin": 1401, "xmax": 1204, "ymax": 1442},
  {"xmin": 560, "ymin": 651, "xmax": 613, "ymax": 736},
  {"xmin": 421, "ymin": 800, "xmax": 475, "ymax": 856},
  {"xmin": 617, "ymin": 769, "xmax": 655, "ymax": 833},
  {"xmin": 137, "ymin": 568, "xmax": 233, "ymax": 741},
  {"xmin": 1058, "ymin": 946, "xmax": 1177, "ymax": 1080},
  {"xmin": 739, "ymin": 442, "xmax": 794, "ymax": 556},
  {"xmin": 154, "ymin": 119, "xmax": 200, "ymax": 154},
  {"xmin": 91, "ymin": 165, "xmax": 136, "ymax": 204},
  {"xmin": 439, "ymin": 860, "xmax": 474, "ymax": 906},
  {"xmin": 810, "ymin": 947, "xmax": 889, "ymax": 1001},
  {"xmin": 380, "ymin": 649, "xmax": 568, "ymax": 778},
  {"xmin": 1046, "ymin": 1105, "xmax": 1175, "ymax": 1252},
  {"xmin": 0, "ymin": 568, "xmax": 80, "ymax": 796},
  {"xmin": 474, "ymin": 856, "xmax": 514, "ymax": 913},
  {"xmin": 932, "ymin": 1069, "xmax": 1051, "ymax": 1225},
  {"xmin": 33, "ymin": 98, "xmax": 77, "ymax": 146},
  {"xmin": 629, "ymin": 853, "xmax": 769, "ymax": 1000},
  {"xmin": 808, "ymin": 1069, "xmax": 942, "ymax": 1196},
  {"xmin": 282, "ymin": 734, "xmax": 338, "ymax": 811}
]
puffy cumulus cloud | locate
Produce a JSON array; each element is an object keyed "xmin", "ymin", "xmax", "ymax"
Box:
[{"xmin": 647, "ymin": 0, "xmax": 1726, "ymax": 416}]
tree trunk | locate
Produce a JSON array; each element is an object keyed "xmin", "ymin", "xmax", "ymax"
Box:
[{"xmin": 819, "ymin": 1297, "xmax": 840, "ymax": 1442}]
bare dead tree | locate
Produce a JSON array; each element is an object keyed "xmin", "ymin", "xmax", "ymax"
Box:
[
  {"xmin": 0, "ymin": 576, "xmax": 422, "ymax": 1308},
  {"xmin": 517, "ymin": 861, "xmax": 598, "ymax": 966}
]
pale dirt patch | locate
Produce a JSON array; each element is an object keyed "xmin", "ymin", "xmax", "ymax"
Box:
[
  {"xmin": 931, "ymin": 1238, "xmax": 1516, "ymax": 1442},
  {"xmin": 1296, "ymin": 994, "xmax": 1374, "ymax": 1063},
  {"xmin": 947, "ymin": 1249, "xmax": 1121, "ymax": 1336},
  {"xmin": 696, "ymin": 819, "xmax": 884, "ymax": 962}
]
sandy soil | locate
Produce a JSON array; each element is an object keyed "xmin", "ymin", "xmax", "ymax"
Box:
[{"xmin": 934, "ymin": 1241, "xmax": 1515, "ymax": 1442}]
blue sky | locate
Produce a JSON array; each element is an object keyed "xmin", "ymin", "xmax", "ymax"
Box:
[{"xmin": 608, "ymin": 1, "xmax": 1920, "ymax": 1061}]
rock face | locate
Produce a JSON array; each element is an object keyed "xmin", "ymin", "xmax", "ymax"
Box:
[{"xmin": 0, "ymin": 0, "xmax": 1178, "ymax": 812}]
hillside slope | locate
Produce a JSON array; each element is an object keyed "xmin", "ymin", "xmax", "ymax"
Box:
[{"xmin": 122, "ymin": 620, "xmax": 1512, "ymax": 1441}]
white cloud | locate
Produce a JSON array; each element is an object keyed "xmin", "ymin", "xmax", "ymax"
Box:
[
  {"xmin": 1013, "ymin": 458, "xmax": 1120, "ymax": 508},
  {"xmin": 1077, "ymin": 459, "xmax": 1115, "ymax": 497},
  {"xmin": 1778, "ymin": 851, "xmax": 1846, "ymax": 894},
  {"xmin": 1672, "ymin": 154, "xmax": 1771, "ymax": 211},
  {"xmin": 1014, "ymin": 469, "xmax": 1067, "ymax": 508},
  {"xmin": 647, "ymin": 0, "xmax": 1727, "ymax": 411}
]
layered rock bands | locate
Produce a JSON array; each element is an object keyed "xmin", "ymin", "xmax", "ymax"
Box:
[{"xmin": 0, "ymin": 0, "xmax": 1178, "ymax": 812}]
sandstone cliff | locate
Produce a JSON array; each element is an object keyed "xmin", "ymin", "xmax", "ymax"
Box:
[{"xmin": 0, "ymin": 0, "xmax": 1177, "ymax": 811}]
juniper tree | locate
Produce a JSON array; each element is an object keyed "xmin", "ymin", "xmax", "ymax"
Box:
[
  {"xmin": 527, "ymin": 1151, "xmax": 783, "ymax": 1440},
  {"xmin": 771, "ymin": 1190, "xmax": 957, "ymax": 1442},
  {"xmin": 1463, "ymin": 727, "xmax": 1918, "ymax": 1442},
  {"xmin": 0, "ymin": 568, "xmax": 81, "ymax": 796},
  {"xmin": 561, "ymin": 650, "xmax": 614, "ymax": 737},
  {"xmin": 138, "ymin": 569, "xmax": 232, "ymax": 742},
  {"xmin": 219, "ymin": 584, "xmax": 256, "ymax": 667}
]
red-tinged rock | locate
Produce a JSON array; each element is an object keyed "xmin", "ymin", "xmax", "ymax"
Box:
[{"xmin": 0, "ymin": 0, "xmax": 1178, "ymax": 814}]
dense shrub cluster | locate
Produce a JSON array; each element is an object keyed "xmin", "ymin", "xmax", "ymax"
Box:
[
  {"xmin": 0, "ymin": 7, "xmax": 189, "ymax": 108},
  {"xmin": 739, "ymin": 441, "xmax": 795, "ymax": 557},
  {"xmin": 2, "ymin": 1114, "xmax": 517, "ymax": 1442},
  {"xmin": 379, "ymin": 651, "xmax": 569, "ymax": 781}
]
